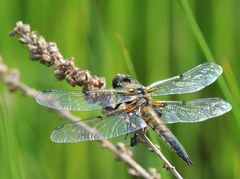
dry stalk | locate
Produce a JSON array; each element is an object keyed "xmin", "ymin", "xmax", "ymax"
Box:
[
  {"xmin": 137, "ymin": 131, "xmax": 183, "ymax": 179},
  {"xmin": 9, "ymin": 21, "xmax": 105, "ymax": 92},
  {"xmin": 5, "ymin": 21, "xmax": 185, "ymax": 179}
]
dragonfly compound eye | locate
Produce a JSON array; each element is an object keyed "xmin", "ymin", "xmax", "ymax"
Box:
[
  {"xmin": 112, "ymin": 74, "xmax": 132, "ymax": 88},
  {"xmin": 123, "ymin": 74, "xmax": 132, "ymax": 82}
]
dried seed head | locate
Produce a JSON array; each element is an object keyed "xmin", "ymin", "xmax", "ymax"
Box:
[
  {"xmin": 9, "ymin": 21, "xmax": 31, "ymax": 36},
  {"xmin": 128, "ymin": 168, "xmax": 140, "ymax": 176},
  {"xmin": 148, "ymin": 168, "xmax": 161, "ymax": 179},
  {"xmin": 116, "ymin": 142, "xmax": 133, "ymax": 157},
  {"xmin": 10, "ymin": 21, "xmax": 106, "ymax": 91},
  {"xmin": 116, "ymin": 142, "xmax": 126, "ymax": 151}
]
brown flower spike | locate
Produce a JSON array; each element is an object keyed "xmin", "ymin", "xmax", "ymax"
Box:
[{"xmin": 9, "ymin": 21, "xmax": 105, "ymax": 91}]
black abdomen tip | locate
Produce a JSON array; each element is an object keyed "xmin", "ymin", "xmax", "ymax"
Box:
[{"xmin": 183, "ymin": 156, "xmax": 193, "ymax": 165}]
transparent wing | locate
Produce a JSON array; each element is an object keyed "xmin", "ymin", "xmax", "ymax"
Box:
[
  {"xmin": 36, "ymin": 89, "xmax": 135, "ymax": 111},
  {"xmin": 153, "ymin": 98, "xmax": 232, "ymax": 124},
  {"xmin": 50, "ymin": 109, "xmax": 146, "ymax": 143},
  {"xmin": 146, "ymin": 62, "xmax": 223, "ymax": 96}
]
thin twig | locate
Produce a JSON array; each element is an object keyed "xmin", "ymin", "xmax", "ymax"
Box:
[
  {"xmin": 138, "ymin": 131, "xmax": 183, "ymax": 179},
  {"xmin": 0, "ymin": 56, "xmax": 156, "ymax": 179}
]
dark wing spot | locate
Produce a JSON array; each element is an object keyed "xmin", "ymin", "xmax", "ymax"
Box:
[
  {"xmin": 97, "ymin": 116, "xmax": 103, "ymax": 119},
  {"xmin": 43, "ymin": 89, "xmax": 53, "ymax": 93},
  {"xmin": 55, "ymin": 124, "xmax": 65, "ymax": 130},
  {"xmin": 182, "ymin": 100, "xmax": 187, "ymax": 105}
]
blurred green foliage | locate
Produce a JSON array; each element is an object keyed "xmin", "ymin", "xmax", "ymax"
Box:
[{"xmin": 0, "ymin": 0, "xmax": 239, "ymax": 178}]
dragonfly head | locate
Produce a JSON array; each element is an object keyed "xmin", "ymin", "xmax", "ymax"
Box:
[{"xmin": 112, "ymin": 74, "xmax": 132, "ymax": 89}]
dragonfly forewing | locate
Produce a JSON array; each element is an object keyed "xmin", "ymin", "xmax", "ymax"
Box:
[
  {"xmin": 36, "ymin": 89, "xmax": 135, "ymax": 111},
  {"xmin": 146, "ymin": 62, "xmax": 223, "ymax": 96}
]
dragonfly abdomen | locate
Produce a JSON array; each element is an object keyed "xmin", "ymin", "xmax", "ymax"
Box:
[
  {"xmin": 159, "ymin": 128, "xmax": 193, "ymax": 165},
  {"xmin": 142, "ymin": 107, "xmax": 193, "ymax": 165}
]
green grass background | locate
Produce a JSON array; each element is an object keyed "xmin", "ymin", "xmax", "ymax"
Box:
[{"xmin": 0, "ymin": 0, "xmax": 239, "ymax": 178}]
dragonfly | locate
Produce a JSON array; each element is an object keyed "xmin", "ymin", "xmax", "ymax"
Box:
[{"xmin": 36, "ymin": 62, "xmax": 232, "ymax": 165}]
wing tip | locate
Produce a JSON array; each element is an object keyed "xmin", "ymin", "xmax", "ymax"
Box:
[
  {"xmin": 206, "ymin": 62, "xmax": 223, "ymax": 75},
  {"xmin": 35, "ymin": 92, "xmax": 52, "ymax": 108},
  {"xmin": 211, "ymin": 98, "xmax": 232, "ymax": 117},
  {"xmin": 216, "ymin": 98, "xmax": 232, "ymax": 111},
  {"xmin": 50, "ymin": 135, "xmax": 61, "ymax": 143},
  {"xmin": 223, "ymin": 100, "xmax": 232, "ymax": 113},
  {"xmin": 35, "ymin": 92, "xmax": 44, "ymax": 105},
  {"xmin": 35, "ymin": 91, "xmax": 62, "ymax": 110},
  {"xmin": 35, "ymin": 90, "xmax": 52, "ymax": 103},
  {"xmin": 50, "ymin": 130, "xmax": 66, "ymax": 143}
]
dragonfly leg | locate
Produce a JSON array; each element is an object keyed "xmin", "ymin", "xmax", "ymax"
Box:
[
  {"xmin": 125, "ymin": 102, "xmax": 139, "ymax": 113},
  {"xmin": 130, "ymin": 128, "xmax": 147, "ymax": 147},
  {"xmin": 130, "ymin": 133, "xmax": 138, "ymax": 147},
  {"xmin": 145, "ymin": 87, "xmax": 156, "ymax": 93},
  {"xmin": 152, "ymin": 100, "xmax": 165, "ymax": 107}
]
